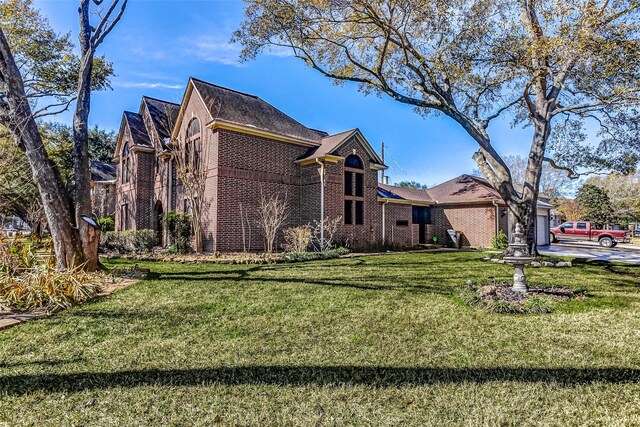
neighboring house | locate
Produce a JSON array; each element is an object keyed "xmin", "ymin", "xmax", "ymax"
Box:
[
  {"xmin": 379, "ymin": 175, "xmax": 552, "ymax": 247},
  {"xmin": 90, "ymin": 160, "xmax": 117, "ymax": 219},
  {"xmin": 113, "ymin": 77, "xmax": 551, "ymax": 251},
  {"xmin": 114, "ymin": 77, "xmax": 386, "ymax": 251}
]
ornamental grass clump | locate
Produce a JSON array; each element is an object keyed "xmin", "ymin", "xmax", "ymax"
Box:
[{"xmin": 0, "ymin": 238, "xmax": 103, "ymax": 312}]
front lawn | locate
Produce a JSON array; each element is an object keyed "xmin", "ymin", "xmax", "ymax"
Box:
[{"xmin": 1, "ymin": 252, "xmax": 639, "ymax": 425}]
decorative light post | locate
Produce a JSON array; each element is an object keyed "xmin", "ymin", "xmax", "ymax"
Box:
[{"xmin": 503, "ymin": 223, "xmax": 534, "ymax": 293}]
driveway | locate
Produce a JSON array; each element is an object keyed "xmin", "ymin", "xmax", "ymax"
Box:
[{"xmin": 539, "ymin": 244, "xmax": 640, "ymax": 265}]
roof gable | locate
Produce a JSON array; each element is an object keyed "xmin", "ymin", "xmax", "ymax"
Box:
[
  {"xmin": 123, "ymin": 111, "xmax": 151, "ymax": 147},
  {"xmin": 172, "ymin": 77, "xmax": 325, "ymax": 144},
  {"xmin": 140, "ymin": 96, "xmax": 180, "ymax": 149},
  {"xmin": 299, "ymin": 128, "xmax": 385, "ymax": 166}
]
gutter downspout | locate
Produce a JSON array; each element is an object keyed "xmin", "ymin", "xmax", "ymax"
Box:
[
  {"xmin": 382, "ymin": 200, "xmax": 389, "ymax": 245},
  {"xmin": 315, "ymin": 158, "xmax": 325, "ymax": 250}
]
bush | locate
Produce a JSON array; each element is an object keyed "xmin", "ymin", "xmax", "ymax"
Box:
[
  {"xmin": 490, "ymin": 230, "xmax": 509, "ymax": 250},
  {"xmin": 282, "ymin": 247, "xmax": 349, "ymax": 262},
  {"xmin": 0, "ymin": 238, "xmax": 103, "ymax": 312},
  {"xmin": 100, "ymin": 229, "xmax": 156, "ymax": 254},
  {"xmin": 96, "ymin": 216, "xmax": 115, "ymax": 232},
  {"xmin": 164, "ymin": 212, "xmax": 192, "ymax": 254},
  {"xmin": 283, "ymin": 226, "xmax": 311, "ymax": 252},
  {"xmin": 0, "ymin": 237, "xmax": 38, "ymax": 275},
  {"xmin": 0, "ymin": 266, "xmax": 102, "ymax": 312}
]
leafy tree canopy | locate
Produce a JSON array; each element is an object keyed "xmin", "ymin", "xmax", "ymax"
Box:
[
  {"xmin": 0, "ymin": 0, "xmax": 113, "ymax": 118},
  {"xmin": 585, "ymin": 171, "xmax": 640, "ymax": 223},
  {"xmin": 575, "ymin": 183, "xmax": 613, "ymax": 228},
  {"xmin": 395, "ymin": 180, "xmax": 429, "ymax": 190},
  {"xmin": 236, "ymin": 0, "xmax": 640, "ymax": 255}
]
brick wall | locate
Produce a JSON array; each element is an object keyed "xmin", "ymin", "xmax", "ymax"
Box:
[
  {"xmin": 433, "ymin": 204, "xmax": 497, "ymax": 247},
  {"xmin": 214, "ymin": 128, "xmax": 307, "ymax": 252}
]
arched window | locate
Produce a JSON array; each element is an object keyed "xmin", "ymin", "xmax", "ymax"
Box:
[
  {"xmin": 344, "ymin": 154, "xmax": 364, "ymax": 225},
  {"xmin": 345, "ymin": 154, "xmax": 363, "ymax": 169},
  {"xmin": 186, "ymin": 118, "xmax": 202, "ymax": 170},
  {"xmin": 122, "ymin": 141, "xmax": 130, "ymax": 183}
]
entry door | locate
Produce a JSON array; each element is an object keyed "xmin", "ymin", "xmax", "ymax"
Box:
[{"xmin": 412, "ymin": 206, "xmax": 431, "ymax": 245}]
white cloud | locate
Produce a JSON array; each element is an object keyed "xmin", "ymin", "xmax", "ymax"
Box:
[
  {"xmin": 190, "ymin": 35, "xmax": 244, "ymax": 66},
  {"xmin": 114, "ymin": 82, "xmax": 184, "ymax": 89}
]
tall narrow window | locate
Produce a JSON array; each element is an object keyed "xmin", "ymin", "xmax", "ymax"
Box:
[
  {"xmin": 344, "ymin": 200, "xmax": 353, "ymax": 225},
  {"xmin": 121, "ymin": 204, "xmax": 128, "ymax": 231},
  {"xmin": 186, "ymin": 118, "xmax": 201, "ymax": 170},
  {"xmin": 344, "ymin": 154, "xmax": 364, "ymax": 225},
  {"xmin": 355, "ymin": 173, "xmax": 364, "ymax": 197},
  {"xmin": 344, "ymin": 171, "xmax": 353, "ymax": 196},
  {"xmin": 121, "ymin": 142, "xmax": 130, "ymax": 183},
  {"xmin": 355, "ymin": 201, "xmax": 364, "ymax": 225}
]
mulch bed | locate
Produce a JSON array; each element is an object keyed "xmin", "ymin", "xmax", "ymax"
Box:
[{"xmin": 459, "ymin": 283, "xmax": 585, "ymax": 314}]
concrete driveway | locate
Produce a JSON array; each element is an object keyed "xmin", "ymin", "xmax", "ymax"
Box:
[{"xmin": 539, "ymin": 244, "xmax": 640, "ymax": 265}]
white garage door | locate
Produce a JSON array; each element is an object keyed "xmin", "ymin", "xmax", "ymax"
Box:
[{"xmin": 537, "ymin": 215, "xmax": 549, "ymax": 245}]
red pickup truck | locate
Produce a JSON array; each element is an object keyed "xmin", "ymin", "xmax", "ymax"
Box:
[{"xmin": 550, "ymin": 221, "xmax": 631, "ymax": 247}]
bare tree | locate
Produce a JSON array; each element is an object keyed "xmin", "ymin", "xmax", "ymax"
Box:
[
  {"xmin": 257, "ymin": 191, "xmax": 289, "ymax": 255},
  {"xmin": 73, "ymin": 0, "xmax": 128, "ymax": 270},
  {"xmin": 168, "ymin": 138, "xmax": 207, "ymax": 253},
  {"xmin": 310, "ymin": 216, "xmax": 341, "ymax": 252}
]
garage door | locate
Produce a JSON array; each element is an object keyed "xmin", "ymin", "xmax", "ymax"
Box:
[{"xmin": 537, "ymin": 215, "xmax": 549, "ymax": 245}]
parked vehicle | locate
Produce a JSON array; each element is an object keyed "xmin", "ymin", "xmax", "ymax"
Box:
[{"xmin": 550, "ymin": 221, "xmax": 631, "ymax": 248}]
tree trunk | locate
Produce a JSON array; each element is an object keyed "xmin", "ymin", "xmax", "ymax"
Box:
[
  {"xmin": 72, "ymin": 3, "xmax": 100, "ymax": 271},
  {"xmin": 0, "ymin": 28, "xmax": 85, "ymax": 269}
]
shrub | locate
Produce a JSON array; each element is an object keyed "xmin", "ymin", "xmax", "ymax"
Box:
[
  {"xmin": 164, "ymin": 212, "xmax": 192, "ymax": 254},
  {"xmin": 96, "ymin": 216, "xmax": 115, "ymax": 232},
  {"xmin": 283, "ymin": 226, "xmax": 311, "ymax": 252},
  {"xmin": 0, "ymin": 238, "xmax": 103, "ymax": 312},
  {"xmin": 0, "ymin": 266, "xmax": 102, "ymax": 312},
  {"xmin": 490, "ymin": 230, "xmax": 509, "ymax": 250},
  {"xmin": 0, "ymin": 237, "xmax": 38, "ymax": 275},
  {"xmin": 100, "ymin": 230, "xmax": 156, "ymax": 254},
  {"xmin": 310, "ymin": 216, "xmax": 342, "ymax": 251},
  {"xmin": 283, "ymin": 247, "xmax": 349, "ymax": 262}
]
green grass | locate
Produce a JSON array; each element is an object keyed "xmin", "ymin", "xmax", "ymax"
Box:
[{"xmin": 1, "ymin": 252, "xmax": 640, "ymax": 426}]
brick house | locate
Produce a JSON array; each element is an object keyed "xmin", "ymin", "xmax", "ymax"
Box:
[
  {"xmin": 114, "ymin": 77, "xmax": 550, "ymax": 251},
  {"xmin": 114, "ymin": 77, "xmax": 386, "ymax": 251},
  {"xmin": 379, "ymin": 175, "xmax": 552, "ymax": 247}
]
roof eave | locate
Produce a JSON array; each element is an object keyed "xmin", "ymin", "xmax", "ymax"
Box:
[
  {"xmin": 296, "ymin": 154, "xmax": 344, "ymax": 166},
  {"xmin": 378, "ymin": 197, "xmax": 433, "ymax": 206},
  {"xmin": 208, "ymin": 119, "xmax": 321, "ymax": 147}
]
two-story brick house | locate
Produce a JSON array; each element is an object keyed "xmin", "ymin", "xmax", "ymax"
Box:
[
  {"xmin": 114, "ymin": 77, "xmax": 551, "ymax": 252},
  {"xmin": 114, "ymin": 77, "xmax": 386, "ymax": 252}
]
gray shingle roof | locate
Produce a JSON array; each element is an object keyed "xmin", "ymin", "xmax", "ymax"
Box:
[
  {"xmin": 378, "ymin": 183, "xmax": 433, "ymax": 203},
  {"xmin": 426, "ymin": 174, "xmax": 502, "ymax": 203},
  {"xmin": 90, "ymin": 161, "xmax": 116, "ymax": 182},
  {"xmin": 191, "ymin": 78, "xmax": 325, "ymax": 143},
  {"xmin": 142, "ymin": 96, "xmax": 180, "ymax": 145},
  {"xmin": 123, "ymin": 111, "xmax": 151, "ymax": 147}
]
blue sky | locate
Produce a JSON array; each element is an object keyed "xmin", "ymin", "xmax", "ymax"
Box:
[{"xmin": 33, "ymin": 0, "xmax": 534, "ymax": 186}]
